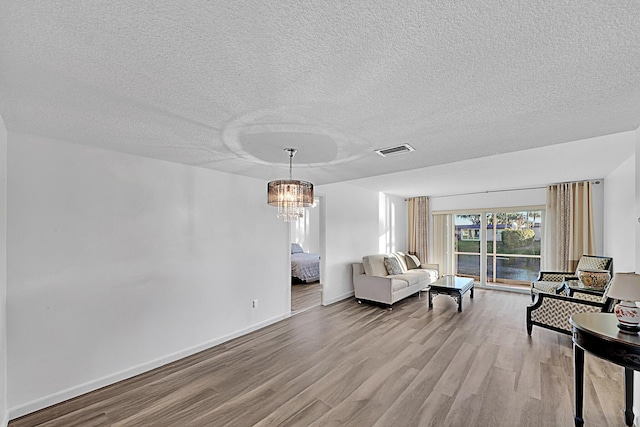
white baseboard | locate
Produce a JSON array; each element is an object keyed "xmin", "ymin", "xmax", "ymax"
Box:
[
  {"xmin": 1, "ymin": 411, "xmax": 8, "ymax": 427},
  {"xmin": 8, "ymin": 312, "xmax": 289, "ymax": 421},
  {"xmin": 323, "ymin": 290, "xmax": 354, "ymax": 306}
]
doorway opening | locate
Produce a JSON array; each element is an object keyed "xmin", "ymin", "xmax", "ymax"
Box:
[{"xmin": 290, "ymin": 196, "xmax": 323, "ymax": 315}]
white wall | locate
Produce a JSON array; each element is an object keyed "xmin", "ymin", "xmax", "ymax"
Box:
[
  {"xmin": 6, "ymin": 132, "xmax": 291, "ymax": 418},
  {"xmin": 318, "ymin": 184, "xmax": 402, "ymax": 305},
  {"xmin": 379, "ymin": 193, "xmax": 407, "ymax": 254},
  {"xmin": 604, "ymin": 155, "xmax": 636, "ymax": 270},
  {"xmin": 306, "ymin": 201, "xmax": 321, "ymax": 255},
  {"xmin": 0, "ymin": 114, "xmax": 7, "ymax": 427},
  {"xmin": 318, "ymin": 183, "xmax": 378, "ymax": 304}
]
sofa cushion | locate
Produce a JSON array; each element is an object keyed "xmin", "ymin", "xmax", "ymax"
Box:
[
  {"xmin": 405, "ymin": 254, "xmax": 421, "ymax": 269},
  {"xmin": 389, "ymin": 278, "xmax": 410, "ymax": 292},
  {"xmin": 384, "ymin": 257, "xmax": 403, "ymax": 275},
  {"xmin": 387, "ymin": 273, "xmax": 423, "ymax": 287},
  {"xmin": 362, "ymin": 254, "xmax": 388, "ymax": 277},
  {"xmin": 406, "ymin": 268, "xmax": 438, "ymax": 282}
]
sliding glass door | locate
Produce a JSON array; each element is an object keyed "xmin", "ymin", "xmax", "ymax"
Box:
[
  {"xmin": 486, "ymin": 210, "xmax": 541, "ymax": 285},
  {"xmin": 452, "ymin": 208, "xmax": 543, "ymax": 287},
  {"xmin": 454, "ymin": 214, "xmax": 481, "ymax": 280}
]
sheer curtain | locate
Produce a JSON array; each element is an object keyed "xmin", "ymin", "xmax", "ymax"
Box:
[
  {"xmin": 407, "ymin": 196, "xmax": 429, "ymax": 263},
  {"xmin": 543, "ymin": 181, "xmax": 595, "ymax": 271},
  {"xmin": 432, "ymin": 213, "xmax": 451, "ymax": 276}
]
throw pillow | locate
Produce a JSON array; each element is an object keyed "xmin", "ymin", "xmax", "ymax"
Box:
[
  {"xmin": 405, "ymin": 254, "xmax": 421, "ymax": 269},
  {"xmin": 291, "ymin": 243, "xmax": 304, "ymax": 254},
  {"xmin": 384, "ymin": 257, "xmax": 403, "ymax": 275}
]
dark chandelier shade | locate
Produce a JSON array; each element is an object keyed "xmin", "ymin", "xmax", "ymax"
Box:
[{"xmin": 267, "ymin": 148, "xmax": 314, "ymax": 222}]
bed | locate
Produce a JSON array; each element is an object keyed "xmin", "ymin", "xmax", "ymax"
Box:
[{"xmin": 291, "ymin": 243, "xmax": 320, "ymax": 283}]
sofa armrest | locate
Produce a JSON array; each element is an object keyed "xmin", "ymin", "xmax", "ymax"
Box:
[
  {"xmin": 352, "ymin": 268, "xmax": 394, "ymax": 304},
  {"xmin": 352, "ymin": 262, "xmax": 365, "ymax": 278}
]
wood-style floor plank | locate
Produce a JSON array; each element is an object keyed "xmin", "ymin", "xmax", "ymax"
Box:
[
  {"xmin": 291, "ymin": 282, "xmax": 322, "ymax": 314},
  {"xmin": 9, "ymin": 289, "xmax": 628, "ymax": 426}
]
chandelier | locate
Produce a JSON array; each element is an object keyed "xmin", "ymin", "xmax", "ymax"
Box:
[{"xmin": 267, "ymin": 148, "xmax": 314, "ymax": 222}]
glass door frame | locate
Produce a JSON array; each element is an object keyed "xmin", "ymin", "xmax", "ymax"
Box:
[{"xmin": 449, "ymin": 206, "xmax": 544, "ymax": 289}]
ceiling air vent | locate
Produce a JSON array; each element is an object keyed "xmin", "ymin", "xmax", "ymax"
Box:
[{"xmin": 374, "ymin": 144, "xmax": 415, "ymax": 157}]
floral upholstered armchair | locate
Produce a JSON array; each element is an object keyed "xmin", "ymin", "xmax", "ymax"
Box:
[{"xmin": 530, "ymin": 255, "xmax": 613, "ymax": 301}]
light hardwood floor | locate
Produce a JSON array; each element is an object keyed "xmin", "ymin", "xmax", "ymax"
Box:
[
  {"xmin": 291, "ymin": 282, "xmax": 322, "ymax": 315},
  {"xmin": 10, "ymin": 289, "xmax": 627, "ymax": 426}
]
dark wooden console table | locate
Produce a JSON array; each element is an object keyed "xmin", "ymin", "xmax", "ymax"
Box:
[{"xmin": 570, "ymin": 312, "xmax": 640, "ymax": 426}]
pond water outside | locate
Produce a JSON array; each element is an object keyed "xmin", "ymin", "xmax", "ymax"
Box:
[{"xmin": 457, "ymin": 254, "xmax": 540, "ymax": 282}]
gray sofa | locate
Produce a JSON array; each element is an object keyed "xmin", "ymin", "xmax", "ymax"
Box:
[{"xmin": 352, "ymin": 252, "xmax": 439, "ymax": 306}]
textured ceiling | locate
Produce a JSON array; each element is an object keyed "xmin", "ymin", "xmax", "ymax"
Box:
[{"xmin": 1, "ymin": 1, "xmax": 639, "ymax": 195}]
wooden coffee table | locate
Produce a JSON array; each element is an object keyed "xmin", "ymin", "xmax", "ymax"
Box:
[{"xmin": 428, "ymin": 275, "xmax": 474, "ymax": 312}]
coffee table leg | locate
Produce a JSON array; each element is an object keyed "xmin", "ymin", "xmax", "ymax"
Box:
[
  {"xmin": 456, "ymin": 291, "xmax": 462, "ymax": 312},
  {"xmin": 428, "ymin": 290, "xmax": 433, "ymax": 308},
  {"xmin": 470, "ymin": 285, "xmax": 474, "ymax": 298}
]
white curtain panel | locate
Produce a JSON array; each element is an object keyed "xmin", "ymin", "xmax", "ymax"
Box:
[{"xmin": 432, "ymin": 213, "xmax": 451, "ymax": 276}]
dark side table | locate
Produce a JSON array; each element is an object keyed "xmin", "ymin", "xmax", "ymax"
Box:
[{"xmin": 570, "ymin": 312, "xmax": 640, "ymax": 426}]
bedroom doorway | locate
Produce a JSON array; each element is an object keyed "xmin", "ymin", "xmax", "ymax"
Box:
[{"xmin": 290, "ymin": 196, "xmax": 323, "ymax": 315}]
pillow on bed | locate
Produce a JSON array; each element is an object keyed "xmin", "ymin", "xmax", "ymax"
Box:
[
  {"xmin": 384, "ymin": 257, "xmax": 403, "ymax": 275},
  {"xmin": 405, "ymin": 254, "xmax": 421, "ymax": 269},
  {"xmin": 291, "ymin": 243, "xmax": 304, "ymax": 254}
]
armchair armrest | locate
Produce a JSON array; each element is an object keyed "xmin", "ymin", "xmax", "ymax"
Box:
[
  {"xmin": 568, "ymin": 287, "xmax": 605, "ymax": 300},
  {"xmin": 529, "ymin": 292, "xmax": 608, "ymax": 308}
]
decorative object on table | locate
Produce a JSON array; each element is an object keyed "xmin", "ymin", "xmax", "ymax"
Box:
[
  {"xmin": 577, "ymin": 269, "xmax": 611, "ymax": 290},
  {"xmin": 606, "ymin": 272, "xmax": 640, "ymax": 333},
  {"xmin": 267, "ymin": 148, "xmax": 314, "ymax": 222}
]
